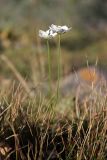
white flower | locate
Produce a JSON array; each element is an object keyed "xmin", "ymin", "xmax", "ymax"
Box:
[
  {"xmin": 39, "ymin": 29, "xmax": 57, "ymax": 39},
  {"xmin": 49, "ymin": 24, "xmax": 72, "ymax": 34}
]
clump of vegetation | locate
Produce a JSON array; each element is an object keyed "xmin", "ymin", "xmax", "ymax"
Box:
[
  {"xmin": 0, "ymin": 85, "xmax": 107, "ymax": 160},
  {"xmin": 0, "ymin": 1, "xmax": 107, "ymax": 160}
]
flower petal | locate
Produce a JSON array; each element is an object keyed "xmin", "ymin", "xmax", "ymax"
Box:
[{"xmin": 50, "ymin": 24, "xmax": 72, "ymax": 34}]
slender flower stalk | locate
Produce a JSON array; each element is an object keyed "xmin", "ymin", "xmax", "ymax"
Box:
[
  {"xmin": 39, "ymin": 28, "xmax": 57, "ymax": 96},
  {"xmin": 49, "ymin": 24, "xmax": 71, "ymax": 100},
  {"xmin": 47, "ymin": 39, "xmax": 52, "ymax": 96},
  {"xmin": 39, "ymin": 25, "xmax": 71, "ymax": 100},
  {"xmin": 57, "ymin": 34, "xmax": 61, "ymax": 100}
]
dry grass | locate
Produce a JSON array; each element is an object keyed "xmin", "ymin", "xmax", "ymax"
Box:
[{"xmin": 0, "ymin": 82, "xmax": 106, "ymax": 160}]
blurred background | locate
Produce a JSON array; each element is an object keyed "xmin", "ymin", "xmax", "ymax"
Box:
[{"xmin": 0, "ymin": 0, "xmax": 107, "ymax": 93}]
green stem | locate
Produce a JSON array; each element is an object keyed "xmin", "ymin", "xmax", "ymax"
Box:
[
  {"xmin": 47, "ymin": 39, "xmax": 51, "ymax": 96},
  {"xmin": 57, "ymin": 34, "xmax": 61, "ymax": 100}
]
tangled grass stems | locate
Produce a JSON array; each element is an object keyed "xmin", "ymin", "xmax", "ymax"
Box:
[{"xmin": 0, "ymin": 90, "xmax": 107, "ymax": 160}]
